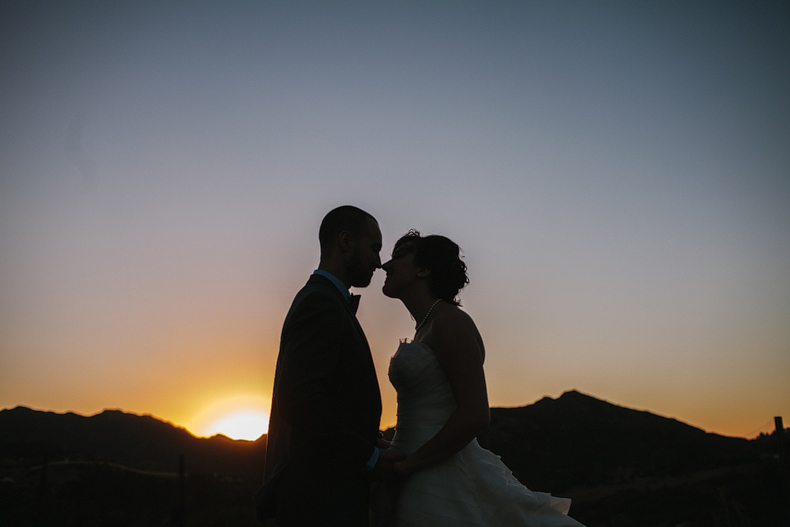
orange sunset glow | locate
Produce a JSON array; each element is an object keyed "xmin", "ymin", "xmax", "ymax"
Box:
[
  {"xmin": 1, "ymin": 1, "xmax": 789, "ymax": 444},
  {"xmin": 176, "ymin": 393, "xmax": 271, "ymax": 441},
  {"xmin": 200, "ymin": 408, "xmax": 270, "ymax": 441}
]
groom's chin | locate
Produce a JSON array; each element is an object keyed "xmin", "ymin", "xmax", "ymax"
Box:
[{"xmin": 350, "ymin": 273, "xmax": 374, "ymax": 289}]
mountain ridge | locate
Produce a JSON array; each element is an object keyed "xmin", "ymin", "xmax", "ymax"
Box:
[
  {"xmin": 477, "ymin": 389, "xmax": 755, "ymax": 491},
  {"xmin": 0, "ymin": 389, "xmax": 768, "ymax": 485},
  {"xmin": 0, "ymin": 404, "xmax": 265, "ymax": 477}
]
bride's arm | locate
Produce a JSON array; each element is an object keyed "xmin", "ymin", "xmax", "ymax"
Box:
[{"xmin": 395, "ymin": 307, "xmax": 490, "ymax": 476}]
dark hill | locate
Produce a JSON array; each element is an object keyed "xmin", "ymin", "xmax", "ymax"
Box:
[
  {"xmin": 477, "ymin": 390, "xmax": 756, "ymax": 491},
  {"xmin": 0, "ymin": 392, "xmax": 763, "ymax": 485},
  {"xmin": 0, "ymin": 406, "xmax": 265, "ymax": 477}
]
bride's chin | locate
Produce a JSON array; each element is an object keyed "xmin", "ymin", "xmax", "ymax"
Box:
[{"xmin": 382, "ymin": 285, "xmax": 399, "ymax": 299}]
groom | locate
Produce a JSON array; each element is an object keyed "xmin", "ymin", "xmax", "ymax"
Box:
[{"xmin": 256, "ymin": 206, "xmax": 402, "ymax": 526}]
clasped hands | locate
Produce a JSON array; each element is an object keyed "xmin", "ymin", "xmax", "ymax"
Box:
[{"xmin": 371, "ymin": 433, "xmax": 413, "ymax": 480}]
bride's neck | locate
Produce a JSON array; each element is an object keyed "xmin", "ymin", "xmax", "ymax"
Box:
[{"xmin": 403, "ymin": 294, "xmax": 440, "ymax": 326}]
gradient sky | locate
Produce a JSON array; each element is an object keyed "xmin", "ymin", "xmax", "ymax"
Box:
[{"xmin": 1, "ymin": 1, "xmax": 788, "ymax": 440}]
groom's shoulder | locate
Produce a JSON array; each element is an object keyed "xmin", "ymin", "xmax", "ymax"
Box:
[
  {"xmin": 298, "ymin": 274, "xmax": 336, "ymax": 295},
  {"xmin": 283, "ymin": 280, "xmax": 347, "ymax": 332},
  {"xmin": 291, "ymin": 275, "xmax": 343, "ymax": 308}
]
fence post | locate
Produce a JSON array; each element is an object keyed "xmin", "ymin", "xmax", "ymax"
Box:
[
  {"xmin": 171, "ymin": 454, "xmax": 186, "ymax": 526},
  {"xmin": 38, "ymin": 452, "xmax": 49, "ymax": 505},
  {"xmin": 775, "ymin": 417, "xmax": 786, "ymax": 460}
]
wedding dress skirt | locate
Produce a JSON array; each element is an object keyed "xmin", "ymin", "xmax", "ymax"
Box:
[{"xmin": 376, "ymin": 340, "xmax": 584, "ymax": 527}]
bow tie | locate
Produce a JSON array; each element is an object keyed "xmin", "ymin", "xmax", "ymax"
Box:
[{"xmin": 349, "ymin": 294, "xmax": 360, "ymax": 315}]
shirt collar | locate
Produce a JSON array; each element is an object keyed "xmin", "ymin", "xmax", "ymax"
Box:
[{"xmin": 312, "ymin": 269, "xmax": 351, "ymax": 300}]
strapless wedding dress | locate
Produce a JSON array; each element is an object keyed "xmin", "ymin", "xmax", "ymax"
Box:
[{"xmin": 378, "ymin": 339, "xmax": 584, "ymax": 527}]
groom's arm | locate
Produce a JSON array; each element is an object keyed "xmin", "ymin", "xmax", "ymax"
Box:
[{"xmin": 277, "ymin": 290, "xmax": 376, "ymax": 470}]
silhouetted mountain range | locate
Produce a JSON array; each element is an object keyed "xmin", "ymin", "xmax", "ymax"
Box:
[
  {"xmin": 1, "ymin": 391, "xmax": 787, "ymax": 526},
  {"xmin": 0, "ymin": 406, "xmax": 265, "ymax": 478},
  {"xmin": 0, "ymin": 390, "xmax": 768, "ymax": 482}
]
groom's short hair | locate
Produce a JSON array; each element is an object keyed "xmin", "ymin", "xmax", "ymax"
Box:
[{"xmin": 319, "ymin": 205, "xmax": 377, "ymax": 255}]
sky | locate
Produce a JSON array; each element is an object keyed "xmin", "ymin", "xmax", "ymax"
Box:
[{"xmin": 1, "ymin": 1, "xmax": 788, "ymax": 441}]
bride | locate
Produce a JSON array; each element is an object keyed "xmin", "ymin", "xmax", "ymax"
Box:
[{"xmin": 374, "ymin": 230, "xmax": 584, "ymax": 527}]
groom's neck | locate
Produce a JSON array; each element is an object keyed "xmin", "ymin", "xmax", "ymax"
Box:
[{"xmin": 317, "ymin": 260, "xmax": 352, "ymax": 289}]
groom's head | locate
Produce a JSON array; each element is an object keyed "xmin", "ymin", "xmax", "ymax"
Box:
[{"xmin": 319, "ymin": 206, "xmax": 382, "ymax": 288}]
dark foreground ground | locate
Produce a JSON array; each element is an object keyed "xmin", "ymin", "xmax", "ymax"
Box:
[{"xmin": 1, "ymin": 455, "xmax": 787, "ymax": 527}]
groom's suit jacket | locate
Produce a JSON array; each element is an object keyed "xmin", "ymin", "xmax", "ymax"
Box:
[{"xmin": 256, "ymin": 274, "xmax": 382, "ymax": 526}]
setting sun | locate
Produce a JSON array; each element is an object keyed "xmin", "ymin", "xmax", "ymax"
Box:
[
  {"xmin": 204, "ymin": 409, "xmax": 269, "ymax": 441},
  {"xmin": 189, "ymin": 395, "xmax": 271, "ymax": 441}
]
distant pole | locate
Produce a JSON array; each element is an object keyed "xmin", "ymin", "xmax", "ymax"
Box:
[
  {"xmin": 775, "ymin": 417, "xmax": 786, "ymax": 460},
  {"xmin": 178, "ymin": 454, "xmax": 185, "ymax": 525},
  {"xmin": 261, "ymin": 434, "xmax": 268, "ymax": 485}
]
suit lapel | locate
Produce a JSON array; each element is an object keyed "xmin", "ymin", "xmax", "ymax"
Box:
[{"xmin": 307, "ymin": 274, "xmax": 381, "ymax": 401}]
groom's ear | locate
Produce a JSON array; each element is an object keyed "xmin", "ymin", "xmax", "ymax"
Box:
[
  {"xmin": 337, "ymin": 230, "xmax": 353, "ymax": 252},
  {"xmin": 417, "ymin": 267, "xmax": 431, "ymax": 278}
]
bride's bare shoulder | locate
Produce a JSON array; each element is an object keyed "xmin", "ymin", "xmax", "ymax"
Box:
[
  {"xmin": 435, "ymin": 301, "xmax": 475, "ymax": 327},
  {"xmin": 432, "ymin": 302, "xmax": 485, "ymax": 351}
]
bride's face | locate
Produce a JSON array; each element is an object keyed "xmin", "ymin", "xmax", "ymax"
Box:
[{"xmin": 381, "ymin": 242, "xmax": 420, "ymax": 299}]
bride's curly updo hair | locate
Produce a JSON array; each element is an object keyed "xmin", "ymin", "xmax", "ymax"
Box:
[{"xmin": 394, "ymin": 230, "xmax": 469, "ymax": 306}]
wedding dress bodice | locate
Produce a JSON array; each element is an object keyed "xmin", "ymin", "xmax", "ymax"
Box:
[{"xmin": 389, "ymin": 339, "xmax": 457, "ymax": 450}]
